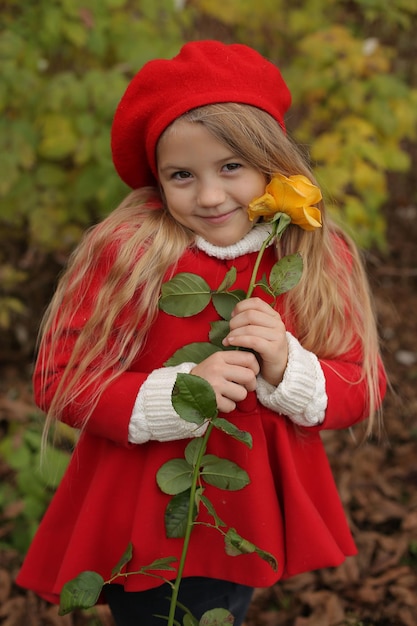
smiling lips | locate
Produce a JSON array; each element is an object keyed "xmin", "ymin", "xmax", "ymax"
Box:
[{"xmin": 200, "ymin": 209, "xmax": 239, "ymax": 224}]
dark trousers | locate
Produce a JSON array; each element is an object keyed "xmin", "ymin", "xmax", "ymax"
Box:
[{"xmin": 104, "ymin": 577, "xmax": 254, "ymax": 626}]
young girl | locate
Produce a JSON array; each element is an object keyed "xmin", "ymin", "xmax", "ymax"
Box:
[{"xmin": 17, "ymin": 40, "xmax": 386, "ymax": 625}]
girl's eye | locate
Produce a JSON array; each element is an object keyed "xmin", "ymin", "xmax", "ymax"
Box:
[
  {"xmin": 172, "ymin": 170, "xmax": 192, "ymax": 180},
  {"xmin": 223, "ymin": 162, "xmax": 241, "ymax": 172}
]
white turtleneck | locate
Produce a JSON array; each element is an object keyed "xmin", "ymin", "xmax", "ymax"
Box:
[
  {"xmin": 127, "ymin": 228, "xmax": 327, "ymax": 444},
  {"xmin": 194, "ymin": 223, "xmax": 273, "ymax": 259}
]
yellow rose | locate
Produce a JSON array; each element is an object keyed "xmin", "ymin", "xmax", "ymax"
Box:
[{"xmin": 248, "ymin": 173, "xmax": 322, "ymax": 231}]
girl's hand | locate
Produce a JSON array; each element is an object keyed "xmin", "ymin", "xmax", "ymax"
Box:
[
  {"xmin": 222, "ymin": 297, "xmax": 288, "ymax": 387},
  {"xmin": 190, "ymin": 351, "xmax": 260, "ymax": 413}
]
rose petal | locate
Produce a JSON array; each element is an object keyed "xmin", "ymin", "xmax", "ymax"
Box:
[
  {"xmin": 247, "ymin": 193, "xmax": 278, "ymax": 221},
  {"xmin": 299, "ymin": 207, "xmax": 323, "ymax": 230},
  {"xmin": 267, "ymin": 177, "xmax": 307, "ymax": 207},
  {"xmin": 287, "ymin": 175, "xmax": 323, "ymax": 205}
]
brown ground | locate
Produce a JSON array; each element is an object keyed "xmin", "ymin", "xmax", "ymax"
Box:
[{"xmin": 1, "ymin": 201, "xmax": 416, "ymax": 626}]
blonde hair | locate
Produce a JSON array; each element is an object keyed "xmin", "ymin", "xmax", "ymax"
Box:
[{"xmin": 38, "ymin": 103, "xmax": 383, "ymax": 443}]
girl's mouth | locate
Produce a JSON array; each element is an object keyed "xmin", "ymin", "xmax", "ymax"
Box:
[{"xmin": 201, "ymin": 209, "xmax": 238, "ymax": 224}]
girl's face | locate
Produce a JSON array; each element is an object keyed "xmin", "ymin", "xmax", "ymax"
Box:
[{"xmin": 157, "ymin": 120, "xmax": 266, "ymax": 247}]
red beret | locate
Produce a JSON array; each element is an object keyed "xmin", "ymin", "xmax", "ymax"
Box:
[{"xmin": 111, "ymin": 40, "xmax": 292, "ymax": 189}]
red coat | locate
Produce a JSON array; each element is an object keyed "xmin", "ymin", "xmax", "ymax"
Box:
[{"xmin": 17, "ymin": 244, "xmax": 386, "ymax": 604}]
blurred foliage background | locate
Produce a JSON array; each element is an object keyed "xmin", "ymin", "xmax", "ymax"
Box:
[{"xmin": 1, "ymin": 0, "xmax": 417, "ymax": 369}]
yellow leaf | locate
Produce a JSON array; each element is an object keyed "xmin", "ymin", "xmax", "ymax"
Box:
[
  {"xmin": 38, "ymin": 114, "xmax": 78, "ymax": 160},
  {"xmin": 352, "ymin": 161, "xmax": 386, "ymax": 195}
]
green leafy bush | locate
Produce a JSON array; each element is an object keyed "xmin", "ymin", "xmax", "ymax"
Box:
[
  {"xmin": 0, "ymin": 415, "xmax": 72, "ymax": 553},
  {"xmin": 0, "ymin": 0, "xmax": 185, "ymax": 355},
  {"xmin": 0, "ymin": 0, "xmax": 185, "ymax": 249}
]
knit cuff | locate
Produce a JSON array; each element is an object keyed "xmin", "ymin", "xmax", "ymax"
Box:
[
  {"xmin": 256, "ymin": 332, "xmax": 327, "ymax": 426},
  {"xmin": 128, "ymin": 364, "xmax": 209, "ymax": 444}
]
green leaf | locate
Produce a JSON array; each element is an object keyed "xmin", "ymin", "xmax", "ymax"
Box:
[
  {"xmin": 200, "ymin": 495, "xmax": 226, "ymax": 528},
  {"xmin": 201, "ymin": 455, "xmax": 250, "ymax": 491},
  {"xmin": 172, "ymin": 373, "xmax": 218, "ymax": 423},
  {"xmin": 195, "ymin": 485, "xmax": 205, "ymax": 509},
  {"xmin": 140, "ymin": 556, "xmax": 177, "ymax": 572},
  {"xmin": 184, "ymin": 614, "xmax": 200, "ymax": 626},
  {"xmin": 257, "ymin": 273, "xmax": 273, "ymax": 295},
  {"xmin": 164, "ymin": 342, "xmax": 221, "ymax": 366},
  {"xmin": 224, "ymin": 528, "xmax": 255, "ymax": 557},
  {"xmin": 165, "ymin": 488, "xmax": 196, "ymax": 538},
  {"xmin": 216, "ymin": 266, "xmax": 237, "ymax": 292},
  {"xmin": 159, "ymin": 273, "xmax": 212, "ymax": 317},
  {"xmin": 184, "ymin": 438, "xmax": 205, "ymax": 467},
  {"xmin": 22, "ymin": 494, "xmax": 48, "ymax": 520},
  {"xmin": 16, "ymin": 469, "xmax": 48, "ymax": 504},
  {"xmin": 111, "ymin": 542, "xmax": 133, "ymax": 576},
  {"xmin": 62, "ymin": 19, "xmax": 88, "ymax": 48},
  {"xmin": 209, "ymin": 320, "xmax": 230, "ymax": 347},
  {"xmin": 269, "ymin": 253, "xmax": 303, "ymax": 296},
  {"xmin": 59, "ymin": 571, "xmax": 104, "ymax": 615},
  {"xmin": 156, "ymin": 459, "xmax": 193, "ymax": 495},
  {"xmin": 212, "ymin": 417, "xmax": 253, "ymax": 449},
  {"xmin": 0, "ymin": 437, "xmax": 31, "ymax": 471},
  {"xmin": 38, "ymin": 114, "xmax": 78, "ymax": 160},
  {"xmin": 252, "ymin": 546, "xmax": 278, "ymax": 571},
  {"xmin": 212, "ymin": 290, "xmax": 246, "ymax": 320},
  {"xmin": 199, "ymin": 608, "xmax": 235, "ymax": 625},
  {"xmin": 224, "ymin": 529, "xmax": 278, "ymax": 571}
]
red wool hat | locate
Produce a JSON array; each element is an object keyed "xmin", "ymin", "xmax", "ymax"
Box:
[{"xmin": 111, "ymin": 40, "xmax": 292, "ymax": 189}]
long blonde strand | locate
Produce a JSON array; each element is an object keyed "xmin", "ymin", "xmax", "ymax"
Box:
[{"xmin": 39, "ymin": 189, "xmax": 192, "ymax": 445}]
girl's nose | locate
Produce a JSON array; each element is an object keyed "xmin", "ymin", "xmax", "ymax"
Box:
[{"xmin": 197, "ymin": 180, "xmax": 226, "ymax": 208}]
